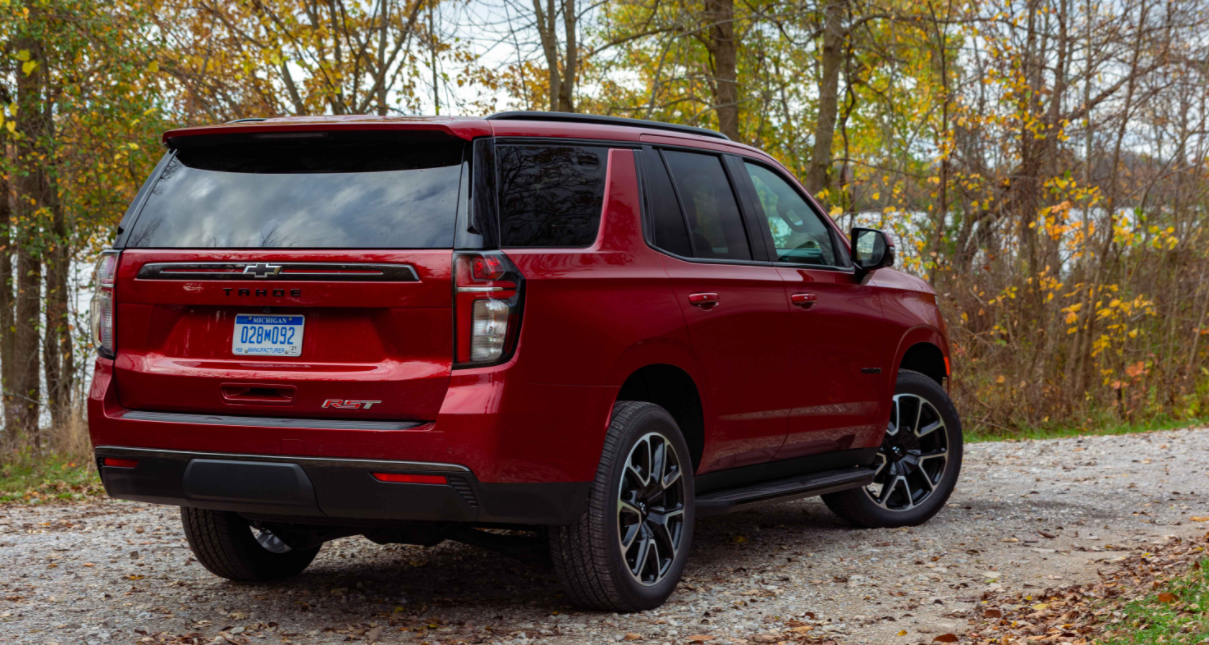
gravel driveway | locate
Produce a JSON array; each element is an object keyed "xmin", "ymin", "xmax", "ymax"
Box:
[{"xmin": 3, "ymin": 429, "xmax": 1208, "ymax": 645}]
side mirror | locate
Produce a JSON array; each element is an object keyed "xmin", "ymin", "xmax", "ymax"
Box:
[{"xmin": 850, "ymin": 228, "xmax": 895, "ymax": 277}]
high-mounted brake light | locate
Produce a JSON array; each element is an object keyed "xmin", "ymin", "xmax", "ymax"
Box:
[
  {"xmin": 90, "ymin": 250, "xmax": 120, "ymax": 359},
  {"xmin": 453, "ymin": 251, "xmax": 524, "ymax": 366}
]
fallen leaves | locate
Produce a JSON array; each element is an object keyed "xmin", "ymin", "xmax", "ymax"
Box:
[
  {"xmin": 967, "ymin": 532, "xmax": 1209, "ymax": 645},
  {"xmin": 1190, "ymin": 516, "xmax": 1209, "ymax": 522},
  {"xmin": 686, "ymin": 636, "xmax": 714, "ymax": 643},
  {"xmin": 623, "ymin": 633, "xmax": 643, "ymax": 641},
  {"xmin": 932, "ymin": 635, "xmax": 959, "ymax": 643}
]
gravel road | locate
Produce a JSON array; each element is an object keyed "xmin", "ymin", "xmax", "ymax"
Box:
[{"xmin": 3, "ymin": 429, "xmax": 1208, "ymax": 645}]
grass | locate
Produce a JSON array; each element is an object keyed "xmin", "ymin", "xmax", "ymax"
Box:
[
  {"xmin": 965, "ymin": 415, "xmax": 1207, "ymax": 443},
  {"xmin": 1098, "ymin": 557, "xmax": 1209, "ymax": 645},
  {"xmin": 0, "ymin": 451, "xmax": 103, "ymax": 504}
]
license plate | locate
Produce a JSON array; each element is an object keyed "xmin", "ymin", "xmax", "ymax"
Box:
[{"xmin": 233, "ymin": 314, "xmax": 305, "ymax": 357}]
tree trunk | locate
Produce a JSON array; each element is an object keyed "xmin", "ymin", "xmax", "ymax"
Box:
[
  {"xmin": 558, "ymin": 0, "xmax": 577, "ymax": 112},
  {"xmin": 0, "ymin": 121, "xmax": 15, "ymax": 444},
  {"xmin": 43, "ymin": 106, "xmax": 71, "ymax": 431},
  {"xmin": 532, "ymin": 0, "xmax": 563, "ymax": 112},
  {"xmin": 12, "ymin": 38, "xmax": 47, "ymax": 443},
  {"xmin": 704, "ymin": 0, "xmax": 740, "ymax": 141},
  {"xmin": 806, "ymin": 0, "xmax": 844, "ymax": 194}
]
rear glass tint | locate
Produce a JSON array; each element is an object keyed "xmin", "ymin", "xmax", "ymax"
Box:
[
  {"xmin": 125, "ymin": 142, "xmax": 464, "ymax": 249},
  {"xmin": 497, "ymin": 144, "xmax": 608, "ymax": 247}
]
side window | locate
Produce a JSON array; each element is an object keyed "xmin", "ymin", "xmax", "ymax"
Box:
[
  {"xmin": 663, "ymin": 150, "xmax": 751, "ymax": 261},
  {"xmin": 743, "ymin": 162, "xmax": 838, "ymax": 267},
  {"xmin": 497, "ymin": 144, "xmax": 608, "ymax": 247},
  {"xmin": 642, "ymin": 150, "xmax": 692, "ymax": 257}
]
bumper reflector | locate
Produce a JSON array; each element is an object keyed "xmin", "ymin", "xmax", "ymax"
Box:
[
  {"xmin": 372, "ymin": 473, "xmax": 447, "ymax": 485},
  {"xmin": 103, "ymin": 458, "xmax": 139, "ymax": 469}
]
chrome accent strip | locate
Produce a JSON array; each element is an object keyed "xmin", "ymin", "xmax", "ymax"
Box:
[
  {"xmin": 119, "ymin": 409, "xmax": 426, "ymax": 431},
  {"xmin": 456, "ymin": 286, "xmax": 504, "ymax": 293},
  {"xmin": 136, "ymin": 262, "xmax": 420, "ymax": 282},
  {"xmin": 94, "ymin": 445, "xmax": 469, "ymax": 473}
]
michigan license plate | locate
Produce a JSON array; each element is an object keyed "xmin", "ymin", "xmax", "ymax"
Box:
[{"xmin": 233, "ymin": 314, "xmax": 305, "ymax": 357}]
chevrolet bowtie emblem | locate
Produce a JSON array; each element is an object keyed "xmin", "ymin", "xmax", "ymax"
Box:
[{"xmin": 243, "ymin": 263, "xmax": 283, "ymax": 279}]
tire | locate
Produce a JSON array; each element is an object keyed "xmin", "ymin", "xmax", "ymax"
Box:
[
  {"xmin": 548, "ymin": 401, "xmax": 695, "ymax": 612},
  {"xmin": 823, "ymin": 369, "xmax": 963, "ymax": 528},
  {"xmin": 181, "ymin": 507, "xmax": 321, "ymax": 582}
]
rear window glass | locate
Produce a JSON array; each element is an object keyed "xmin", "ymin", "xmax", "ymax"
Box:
[
  {"xmin": 125, "ymin": 142, "xmax": 464, "ymax": 249},
  {"xmin": 497, "ymin": 144, "xmax": 608, "ymax": 247}
]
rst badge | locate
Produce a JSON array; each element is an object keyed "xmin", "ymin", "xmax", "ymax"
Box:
[{"xmin": 322, "ymin": 399, "xmax": 382, "ymax": 410}]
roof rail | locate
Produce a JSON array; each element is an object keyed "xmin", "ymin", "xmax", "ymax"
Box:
[
  {"xmin": 227, "ymin": 118, "xmax": 268, "ymax": 124},
  {"xmin": 486, "ymin": 111, "xmax": 729, "ymax": 141}
]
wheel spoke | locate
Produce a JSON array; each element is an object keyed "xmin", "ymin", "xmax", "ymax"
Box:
[
  {"xmin": 647, "ymin": 509, "xmax": 681, "ymax": 559},
  {"xmin": 916, "ymin": 419, "xmax": 943, "ymax": 438},
  {"xmin": 912, "ymin": 396, "xmax": 923, "ymax": 435},
  {"xmin": 887, "ymin": 397, "xmax": 900, "ymax": 436},
  {"xmin": 630, "ymin": 533, "xmax": 651, "ymax": 576},
  {"xmin": 644, "ymin": 538, "xmax": 662, "ymax": 581},
  {"xmin": 619, "ymin": 499, "xmax": 642, "ymax": 519},
  {"xmin": 899, "ymin": 476, "xmax": 915, "ymax": 508},
  {"xmin": 651, "ymin": 439, "xmax": 667, "ymax": 490},
  {"xmin": 871, "ymin": 452, "xmax": 889, "ymax": 479}
]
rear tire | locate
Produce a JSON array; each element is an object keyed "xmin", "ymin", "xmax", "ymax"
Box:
[
  {"xmin": 181, "ymin": 508, "xmax": 321, "ymax": 581},
  {"xmin": 549, "ymin": 401, "xmax": 695, "ymax": 612},
  {"xmin": 822, "ymin": 369, "xmax": 963, "ymax": 528}
]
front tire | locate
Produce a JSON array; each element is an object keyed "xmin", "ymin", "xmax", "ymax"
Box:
[
  {"xmin": 181, "ymin": 508, "xmax": 321, "ymax": 581},
  {"xmin": 823, "ymin": 369, "xmax": 963, "ymax": 528},
  {"xmin": 549, "ymin": 401, "xmax": 695, "ymax": 612}
]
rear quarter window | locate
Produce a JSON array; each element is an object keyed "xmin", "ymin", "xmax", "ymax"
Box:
[
  {"xmin": 124, "ymin": 142, "xmax": 464, "ymax": 249},
  {"xmin": 496, "ymin": 144, "xmax": 608, "ymax": 248}
]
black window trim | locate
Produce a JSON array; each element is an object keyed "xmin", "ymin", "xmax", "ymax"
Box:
[
  {"xmin": 640, "ymin": 145, "xmax": 767, "ymax": 267},
  {"xmin": 734, "ymin": 156, "xmax": 855, "ymax": 273},
  {"xmin": 114, "ymin": 150, "xmax": 177, "ymax": 250}
]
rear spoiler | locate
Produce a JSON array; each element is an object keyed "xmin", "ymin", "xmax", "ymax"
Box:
[{"xmin": 163, "ymin": 118, "xmax": 493, "ymax": 149}]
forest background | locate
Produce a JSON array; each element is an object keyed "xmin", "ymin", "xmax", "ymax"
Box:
[{"xmin": 1, "ymin": 0, "xmax": 1207, "ymax": 475}]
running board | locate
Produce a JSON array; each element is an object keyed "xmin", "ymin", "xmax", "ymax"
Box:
[{"xmin": 694, "ymin": 467, "xmax": 878, "ymax": 517}]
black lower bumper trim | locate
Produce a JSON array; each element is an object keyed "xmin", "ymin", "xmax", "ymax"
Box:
[{"xmin": 95, "ymin": 446, "xmax": 589, "ymax": 526}]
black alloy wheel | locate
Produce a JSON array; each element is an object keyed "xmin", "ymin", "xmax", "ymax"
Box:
[
  {"xmin": 822, "ymin": 369, "xmax": 963, "ymax": 528},
  {"xmin": 617, "ymin": 431, "xmax": 686, "ymax": 586},
  {"xmin": 864, "ymin": 392, "xmax": 950, "ymax": 511}
]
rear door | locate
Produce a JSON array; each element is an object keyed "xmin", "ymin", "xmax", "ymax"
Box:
[
  {"xmin": 734, "ymin": 159, "xmax": 890, "ymax": 458},
  {"xmin": 112, "ymin": 134, "xmax": 468, "ymax": 422},
  {"xmin": 645, "ymin": 147, "xmax": 794, "ymax": 472}
]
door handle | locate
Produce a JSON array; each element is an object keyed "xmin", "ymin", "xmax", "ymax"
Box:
[
  {"xmin": 790, "ymin": 293, "xmax": 818, "ymax": 308},
  {"xmin": 688, "ymin": 292, "xmax": 720, "ymax": 309}
]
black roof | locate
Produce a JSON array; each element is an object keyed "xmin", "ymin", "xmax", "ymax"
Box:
[{"xmin": 486, "ymin": 111, "xmax": 730, "ymax": 141}]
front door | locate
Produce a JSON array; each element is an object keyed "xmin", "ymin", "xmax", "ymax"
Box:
[{"xmin": 733, "ymin": 159, "xmax": 889, "ymax": 459}]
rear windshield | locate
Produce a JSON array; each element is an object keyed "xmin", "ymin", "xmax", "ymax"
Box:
[{"xmin": 125, "ymin": 142, "xmax": 464, "ymax": 248}]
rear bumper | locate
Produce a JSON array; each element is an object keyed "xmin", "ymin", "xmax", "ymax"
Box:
[{"xmin": 96, "ymin": 446, "xmax": 590, "ymax": 525}]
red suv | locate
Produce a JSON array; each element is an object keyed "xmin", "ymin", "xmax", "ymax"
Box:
[{"xmin": 88, "ymin": 112, "xmax": 962, "ymax": 611}]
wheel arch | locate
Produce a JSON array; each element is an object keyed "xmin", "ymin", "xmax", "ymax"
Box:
[
  {"xmin": 615, "ymin": 364, "xmax": 705, "ymax": 474},
  {"xmin": 893, "ymin": 330, "xmax": 949, "ymax": 387}
]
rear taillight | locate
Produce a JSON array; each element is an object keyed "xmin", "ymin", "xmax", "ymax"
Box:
[
  {"xmin": 90, "ymin": 250, "xmax": 120, "ymax": 358},
  {"xmin": 453, "ymin": 251, "xmax": 524, "ymax": 367}
]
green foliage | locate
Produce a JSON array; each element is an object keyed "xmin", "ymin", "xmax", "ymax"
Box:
[
  {"xmin": 1098, "ymin": 559, "xmax": 1209, "ymax": 645},
  {"xmin": 0, "ymin": 451, "xmax": 101, "ymax": 504}
]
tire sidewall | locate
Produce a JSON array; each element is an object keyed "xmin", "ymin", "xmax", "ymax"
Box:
[{"xmin": 598, "ymin": 404, "xmax": 696, "ymax": 610}]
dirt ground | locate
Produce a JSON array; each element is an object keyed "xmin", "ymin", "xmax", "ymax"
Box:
[{"xmin": 2, "ymin": 428, "xmax": 1207, "ymax": 645}]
